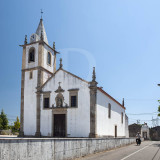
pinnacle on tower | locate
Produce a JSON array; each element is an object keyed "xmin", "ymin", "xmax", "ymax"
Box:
[
  {"xmin": 92, "ymin": 67, "xmax": 96, "ymax": 82},
  {"xmin": 24, "ymin": 35, "xmax": 27, "ymax": 44},
  {"xmin": 53, "ymin": 42, "xmax": 55, "ymax": 50},
  {"xmin": 59, "ymin": 58, "xmax": 63, "ymax": 68},
  {"xmin": 122, "ymin": 98, "xmax": 124, "ymax": 106}
]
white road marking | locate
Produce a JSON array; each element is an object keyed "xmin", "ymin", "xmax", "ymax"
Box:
[{"xmin": 120, "ymin": 142, "xmax": 154, "ymax": 160}]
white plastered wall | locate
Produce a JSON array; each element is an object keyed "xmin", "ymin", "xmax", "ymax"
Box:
[
  {"xmin": 24, "ymin": 70, "xmax": 37, "ymax": 135},
  {"xmin": 23, "ymin": 44, "xmax": 39, "ymax": 135},
  {"xmin": 96, "ymin": 90, "xmax": 126, "ymax": 137},
  {"xmin": 41, "ymin": 69, "xmax": 90, "ymax": 137}
]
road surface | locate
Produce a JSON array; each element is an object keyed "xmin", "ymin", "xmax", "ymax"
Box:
[{"xmin": 77, "ymin": 141, "xmax": 160, "ymax": 160}]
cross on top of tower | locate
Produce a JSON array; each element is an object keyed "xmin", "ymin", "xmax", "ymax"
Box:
[{"xmin": 41, "ymin": 9, "xmax": 43, "ymax": 20}]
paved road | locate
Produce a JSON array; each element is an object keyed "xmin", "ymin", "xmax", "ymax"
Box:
[{"xmin": 77, "ymin": 141, "xmax": 160, "ymax": 160}]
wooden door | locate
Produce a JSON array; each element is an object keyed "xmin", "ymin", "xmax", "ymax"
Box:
[{"xmin": 54, "ymin": 114, "xmax": 66, "ymax": 137}]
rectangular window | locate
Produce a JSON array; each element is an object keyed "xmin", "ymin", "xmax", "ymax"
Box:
[
  {"xmin": 71, "ymin": 96, "xmax": 77, "ymax": 107},
  {"xmin": 44, "ymin": 97, "xmax": 49, "ymax": 108},
  {"xmin": 121, "ymin": 112, "xmax": 123, "ymax": 123},
  {"xmin": 68, "ymin": 89, "xmax": 79, "ymax": 108},
  {"xmin": 108, "ymin": 103, "xmax": 111, "ymax": 118}
]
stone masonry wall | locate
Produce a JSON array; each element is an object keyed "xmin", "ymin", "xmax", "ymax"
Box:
[{"xmin": 0, "ymin": 138, "xmax": 136, "ymax": 160}]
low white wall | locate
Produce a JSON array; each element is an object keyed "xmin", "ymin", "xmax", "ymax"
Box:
[{"xmin": 0, "ymin": 138, "xmax": 136, "ymax": 160}]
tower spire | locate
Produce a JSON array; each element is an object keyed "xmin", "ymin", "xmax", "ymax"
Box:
[{"xmin": 36, "ymin": 10, "xmax": 48, "ymax": 44}]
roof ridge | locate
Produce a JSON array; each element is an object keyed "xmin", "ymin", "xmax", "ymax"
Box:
[
  {"xmin": 61, "ymin": 68, "xmax": 89, "ymax": 83},
  {"xmin": 40, "ymin": 68, "xmax": 89, "ymax": 90},
  {"xmin": 97, "ymin": 87, "xmax": 126, "ymax": 110}
]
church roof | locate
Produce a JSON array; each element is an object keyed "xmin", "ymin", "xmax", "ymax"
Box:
[
  {"xmin": 97, "ymin": 87, "xmax": 126, "ymax": 110},
  {"xmin": 40, "ymin": 68, "xmax": 89, "ymax": 90},
  {"xmin": 36, "ymin": 19, "xmax": 48, "ymax": 44}
]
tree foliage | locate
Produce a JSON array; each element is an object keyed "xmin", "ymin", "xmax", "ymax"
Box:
[
  {"xmin": 0, "ymin": 109, "xmax": 8, "ymax": 130},
  {"xmin": 158, "ymin": 100, "xmax": 160, "ymax": 116},
  {"xmin": 0, "ymin": 117, "xmax": 3, "ymax": 129},
  {"xmin": 14, "ymin": 116, "xmax": 20, "ymax": 131}
]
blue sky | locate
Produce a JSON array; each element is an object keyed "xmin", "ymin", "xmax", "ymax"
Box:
[{"xmin": 0, "ymin": 0, "xmax": 160, "ymax": 126}]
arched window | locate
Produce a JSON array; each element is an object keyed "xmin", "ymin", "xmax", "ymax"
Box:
[
  {"xmin": 28, "ymin": 48, "xmax": 35, "ymax": 63},
  {"xmin": 47, "ymin": 52, "xmax": 51, "ymax": 65}
]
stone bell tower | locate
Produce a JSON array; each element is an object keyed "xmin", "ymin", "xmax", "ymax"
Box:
[{"xmin": 19, "ymin": 16, "xmax": 59, "ymax": 137}]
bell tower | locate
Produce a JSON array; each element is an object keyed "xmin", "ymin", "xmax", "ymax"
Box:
[{"xmin": 19, "ymin": 16, "xmax": 59, "ymax": 137}]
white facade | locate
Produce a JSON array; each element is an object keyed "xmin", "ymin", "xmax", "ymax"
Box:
[
  {"xmin": 20, "ymin": 18, "xmax": 129, "ymax": 138},
  {"xmin": 141, "ymin": 123, "xmax": 150, "ymax": 140},
  {"xmin": 41, "ymin": 70, "xmax": 90, "ymax": 137}
]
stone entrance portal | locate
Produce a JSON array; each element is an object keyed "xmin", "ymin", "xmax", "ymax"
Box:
[{"xmin": 53, "ymin": 114, "xmax": 66, "ymax": 137}]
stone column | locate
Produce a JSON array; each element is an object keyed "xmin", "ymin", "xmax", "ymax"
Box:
[
  {"xmin": 35, "ymin": 91, "xmax": 41, "ymax": 137},
  {"xmin": 35, "ymin": 42, "xmax": 44, "ymax": 137},
  {"xmin": 19, "ymin": 70, "xmax": 25, "ymax": 137},
  {"xmin": 89, "ymin": 67, "xmax": 98, "ymax": 138},
  {"xmin": 19, "ymin": 47, "xmax": 26, "ymax": 137}
]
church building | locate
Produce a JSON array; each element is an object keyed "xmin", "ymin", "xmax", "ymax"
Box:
[{"xmin": 19, "ymin": 17, "xmax": 129, "ymax": 138}]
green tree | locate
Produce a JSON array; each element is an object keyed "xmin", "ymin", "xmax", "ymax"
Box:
[
  {"xmin": 158, "ymin": 100, "xmax": 160, "ymax": 116},
  {"xmin": 0, "ymin": 109, "xmax": 8, "ymax": 130},
  {"xmin": 0, "ymin": 117, "xmax": 2, "ymax": 129},
  {"xmin": 14, "ymin": 117, "xmax": 20, "ymax": 131}
]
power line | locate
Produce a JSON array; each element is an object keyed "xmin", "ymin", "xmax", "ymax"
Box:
[{"xmin": 127, "ymin": 112, "xmax": 158, "ymax": 115}]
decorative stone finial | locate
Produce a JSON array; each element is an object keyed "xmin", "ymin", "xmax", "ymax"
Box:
[
  {"xmin": 24, "ymin": 35, "xmax": 27, "ymax": 44},
  {"xmin": 92, "ymin": 67, "xmax": 96, "ymax": 82},
  {"xmin": 40, "ymin": 30, "xmax": 44, "ymax": 41},
  {"xmin": 59, "ymin": 58, "xmax": 63, "ymax": 68},
  {"xmin": 53, "ymin": 42, "xmax": 55, "ymax": 50},
  {"xmin": 122, "ymin": 98, "xmax": 124, "ymax": 106}
]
